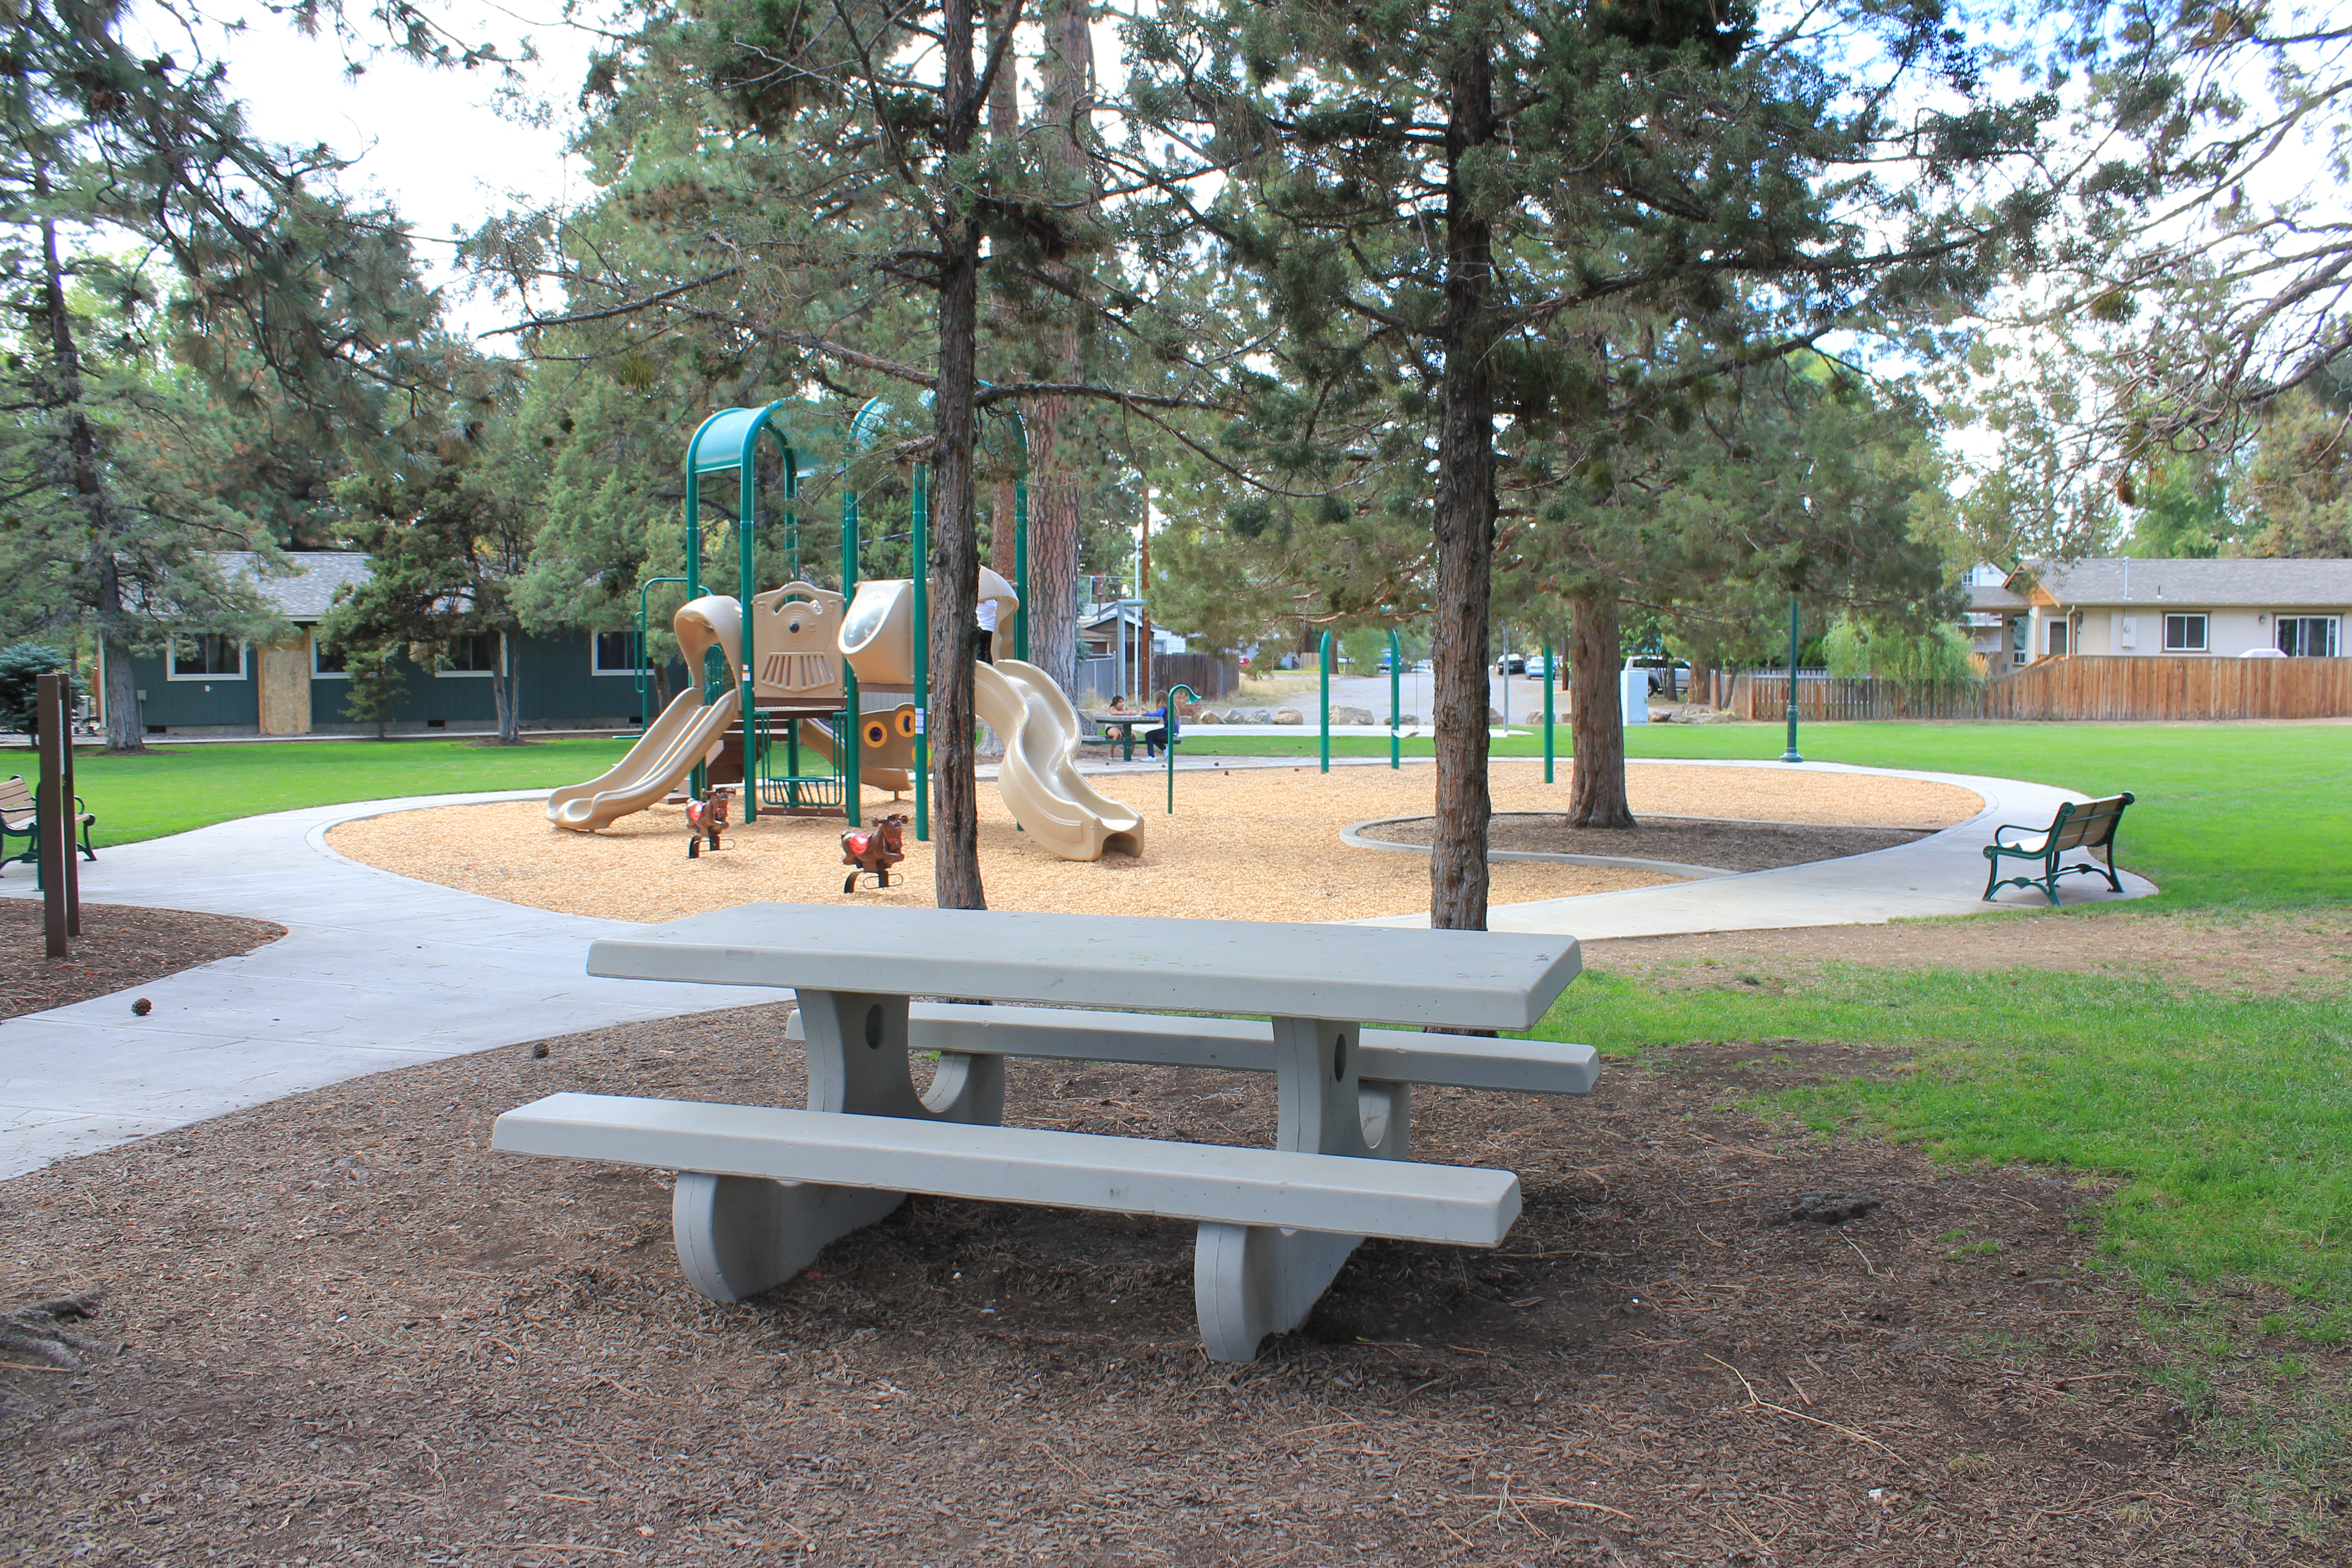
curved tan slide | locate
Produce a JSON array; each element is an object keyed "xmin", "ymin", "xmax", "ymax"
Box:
[
  {"xmin": 974, "ymin": 659, "xmax": 1145, "ymax": 861},
  {"xmin": 548, "ymin": 596, "xmax": 743, "ymax": 832}
]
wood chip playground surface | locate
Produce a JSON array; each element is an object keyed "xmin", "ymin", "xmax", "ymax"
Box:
[{"xmin": 325, "ymin": 761, "xmax": 1984, "ymax": 924}]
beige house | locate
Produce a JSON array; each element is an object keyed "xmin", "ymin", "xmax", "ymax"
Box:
[{"xmin": 1992, "ymin": 558, "xmax": 2352, "ymax": 666}]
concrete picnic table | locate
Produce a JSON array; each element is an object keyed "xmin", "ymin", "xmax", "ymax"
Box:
[
  {"xmin": 492, "ymin": 903, "xmax": 1597, "ymax": 1362},
  {"xmin": 1080, "ymin": 709, "xmax": 1166, "ymax": 760}
]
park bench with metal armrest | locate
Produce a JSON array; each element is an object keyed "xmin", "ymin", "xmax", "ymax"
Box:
[
  {"xmin": 0, "ymin": 774, "xmax": 95, "ymax": 873},
  {"xmin": 493, "ymin": 903, "xmax": 1595, "ymax": 1363},
  {"xmin": 1982, "ymin": 791, "xmax": 2134, "ymax": 906}
]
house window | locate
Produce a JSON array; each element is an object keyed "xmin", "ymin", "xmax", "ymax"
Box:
[
  {"xmin": 592, "ymin": 631, "xmax": 646, "ymax": 675},
  {"xmin": 2009, "ymin": 617, "xmax": 2027, "ymax": 666},
  {"xmin": 2163, "ymin": 613, "xmax": 2208, "ymax": 652},
  {"xmin": 312, "ymin": 632, "xmax": 349, "ymax": 678},
  {"xmin": 2046, "ymin": 618, "xmax": 2069, "ymax": 657},
  {"xmin": 2277, "ymin": 616, "xmax": 2341, "ymax": 657},
  {"xmin": 167, "ymin": 635, "xmax": 245, "ymax": 681},
  {"xmin": 434, "ymin": 633, "xmax": 503, "ymax": 676}
]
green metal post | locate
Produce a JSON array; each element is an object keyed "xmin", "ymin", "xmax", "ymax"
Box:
[
  {"xmin": 683, "ymin": 462, "xmax": 707, "ymax": 799},
  {"xmin": 841, "ymin": 486, "xmax": 861, "ymax": 828},
  {"xmin": 1388, "ymin": 629, "xmax": 1401, "ymax": 769},
  {"xmin": 1780, "ymin": 595, "xmax": 1804, "ymax": 763},
  {"xmin": 1318, "ymin": 630, "xmax": 1332, "ymax": 774},
  {"xmin": 738, "ymin": 444, "xmax": 760, "ymax": 821},
  {"xmin": 911, "ymin": 463, "xmax": 930, "ymax": 843},
  {"xmin": 1014, "ymin": 477, "xmax": 1030, "ymax": 663},
  {"xmin": 1544, "ymin": 641, "xmax": 1555, "ymax": 783},
  {"xmin": 1164, "ymin": 683, "xmax": 1197, "ymax": 813}
]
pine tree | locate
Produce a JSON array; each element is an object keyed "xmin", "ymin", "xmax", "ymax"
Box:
[
  {"xmin": 1132, "ymin": 0, "xmax": 2044, "ymax": 923},
  {"xmin": 0, "ymin": 0, "xmax": 447, "ymax": 750}
]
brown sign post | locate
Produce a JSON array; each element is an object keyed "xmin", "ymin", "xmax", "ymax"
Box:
[{"xmin": 35, "ymin": 671, "xmax": 79, "ymax": 957}]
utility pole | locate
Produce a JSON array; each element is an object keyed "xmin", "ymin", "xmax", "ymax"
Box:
[{"xmin": 1137, "ymin": 494, "xmax": 1153, "ymax": 703}]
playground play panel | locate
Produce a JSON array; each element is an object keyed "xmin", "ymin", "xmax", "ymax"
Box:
[{"xmin": 330, "ymin": 760, "xmax": 1981, "ymax": 925}]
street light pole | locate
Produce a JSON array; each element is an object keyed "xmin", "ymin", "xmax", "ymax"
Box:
[{"xmin": 1780, "ymin": 593, "xmax": 1803, "ymax": 764}]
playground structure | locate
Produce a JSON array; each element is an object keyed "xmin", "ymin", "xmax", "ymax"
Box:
[{"xmin": 546, "ymin": 401, "xmax": 1142, "ymax": 861}]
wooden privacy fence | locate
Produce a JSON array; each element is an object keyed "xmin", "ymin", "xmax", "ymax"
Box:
[
  {"xmin": 1733, "ymin": 672, "xmax": 1990, "ymax": 721},
  {"xmin": 1982, "ymin": 655, "xmax": 2352, "ymax": 720},
  {"xmin": 1735, "ymin": 657, "xmax": 2352, "ymax": 722},
  {"xmin": 1152, "ymin": 652, "xmax": 1243, "ymax": 701}
]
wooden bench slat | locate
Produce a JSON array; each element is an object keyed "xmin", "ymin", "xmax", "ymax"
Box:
[
  {"xmin": 784, "ymin": 1002, "xmax": 1600, "ymax": 1096},
  {"xmin": 493, "ymin": 1092, "xmax": 1520, "ymax": 1247}
]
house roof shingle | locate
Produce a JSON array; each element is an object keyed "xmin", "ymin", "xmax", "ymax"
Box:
[
  {"xmin": 212, "ymin": 552, "xmax": 373, "ymax": 622},
  {"xmin": 2013, "ymin": 557, "xmax": 2352, "ymax": 608}
]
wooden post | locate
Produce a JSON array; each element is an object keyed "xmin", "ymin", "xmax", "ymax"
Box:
[
  {"xmin": 37, "ymin": 672, "xmax": 69, "ymax": 958},
  {"xmin": 59, "ymin": 670, "xmax": 79, "ymax": 937}
]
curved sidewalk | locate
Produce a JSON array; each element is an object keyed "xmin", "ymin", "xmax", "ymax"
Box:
[
  {"xmin": 0, "ymin": 792, "xmax": 791, "ymax": 1180},
  {"xmin": 1349, "ymin": 760, "xmax": 2157, "ymax": 934}
]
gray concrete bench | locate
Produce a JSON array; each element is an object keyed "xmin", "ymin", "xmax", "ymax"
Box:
[
  {"xmin": 497, "ymin": 1092, "xmax": 1521, "ymax": 1357},
  {"xmin": 784, "ymin": 1002, "xmax": 1599, "ymax": 1094},
  {"xmin": 496, "ymin": 903, "xmax": 1592, "ymax": 1362}
]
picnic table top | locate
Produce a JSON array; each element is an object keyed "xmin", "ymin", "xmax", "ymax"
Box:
[{"xmin": 587, "ymin": 903, "xmax": 1581, "ymax": 1030}]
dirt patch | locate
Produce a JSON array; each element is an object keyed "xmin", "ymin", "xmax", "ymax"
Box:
[
  {"xmin": 0, "ymin": 899, "xmax": 284, "ymax": 1020},
  {"xmin": 1360, "ymin": 813, "xmax": 1931, "ymax": 872},
  {"xmin": 1587, "ymin": 907, "xmax": 2352, "ymax": 998},
  {"xmin": 0, "ymin": 1005, "xmax": 2336, "ymax": 1566},
  {"xmin": 325, "ymin": 762, "xmax": 1978, "ymax": 926}
]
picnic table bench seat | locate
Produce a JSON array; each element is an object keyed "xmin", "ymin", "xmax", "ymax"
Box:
[
  {"xmin": 0, "ymin": 774, "xmax": 95, "ymax": 872},
  {"xmin": 1982, "ymin": 791, "xmax": 2134, "ymax": 906},
  {"xmin": 784, "ymin": 1001, "xmax": 1600, "ymax": 1096}
]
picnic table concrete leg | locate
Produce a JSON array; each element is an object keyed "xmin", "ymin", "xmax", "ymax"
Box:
[
  {"xmin": 1195, "ymin": 1016, "xmax": 1412, "ymax": 1362},
  {"xmin": 669, "ymin": 989, "xmax": 1006, "ymax": 1303}
]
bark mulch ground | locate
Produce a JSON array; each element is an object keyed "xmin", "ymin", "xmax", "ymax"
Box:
[
  {"xmin": 0, "ymin": 898, "xmax": 284, "ymax": 1020},
  {"xmin": 4, "ymin": 939, "xmax": 2342, "ymax": 1566}
]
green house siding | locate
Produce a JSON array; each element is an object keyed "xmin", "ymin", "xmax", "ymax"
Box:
[
  {"xmin": 126, "ymin": 649, "xmax": 260, "ymax": 729},
  {"xmin": 136, "ymin": 632, "xmax": 683, "ymax": 733}
]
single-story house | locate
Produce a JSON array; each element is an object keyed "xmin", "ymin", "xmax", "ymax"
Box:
[
  {"xmin": 109, "ymin": 552, "xmax": 668, "ymax": 737},
  {"xmin": 1994, "ymin": 558, "xmax": 2352, "ymax": 665}
]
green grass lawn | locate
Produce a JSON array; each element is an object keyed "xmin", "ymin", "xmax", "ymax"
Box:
[
  {"xmin": 1530, "ymin": 956, "xmax": 2352, "ymax": 1333},
  {"xmin": 1186, "ymin": 720, "xmax": 2352, "ymax": 910},
  {"xmin": 47, "ymin": 735, "xmax": 643, "ymax": 847}
]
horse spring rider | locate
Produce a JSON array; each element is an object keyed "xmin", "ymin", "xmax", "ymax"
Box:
[
  {"xmin": 686, "ymin": 786, "xmax": 732, "ymax": 858},
  {"xmin": 841, "ymin": 813, "xmax": 910, "ymax": 892}
]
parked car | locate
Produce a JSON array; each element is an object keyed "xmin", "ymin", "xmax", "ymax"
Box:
[
  {"xmin": 1412, "ymin": 659, "xmax": 1433, "ymax": 674},
  {"xmin": 1494, "ymin": 653, "xmax": 1527, "ymax": 675},
  {"xmin": 1624, "ymin": 654, "xmax": 1690, "ymax": 697}
]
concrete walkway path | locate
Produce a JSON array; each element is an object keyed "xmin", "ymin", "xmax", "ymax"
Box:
[
  {"xmin": 1349, "ymin": 760, "xmax": 2157, "ymax": 934},
  {"xmin": 0, "ymin": 760, "xmax": 2153, "ymax": 1179},
  {"xmin": 0, "ymin": 792, "xmax": 790, "ymax": 1180}
]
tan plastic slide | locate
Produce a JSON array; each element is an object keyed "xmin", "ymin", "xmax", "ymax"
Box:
[
  {"xmin": 548, "ymin": 596, "xmax": 742, "ymax": 832},
  {"xmin": 973, "ymin": 658, "xmax": 1145, "ymax": 861}
]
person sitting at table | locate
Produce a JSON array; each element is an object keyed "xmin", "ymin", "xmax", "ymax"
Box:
[{"xmin": 1142, "ymin": 699, "xmax": 1175, "ymax": 759}]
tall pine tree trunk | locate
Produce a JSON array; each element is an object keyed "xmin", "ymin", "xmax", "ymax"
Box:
[
  {"xmin": 1023, "ymin": 0, "xmax": 1095, "ymax": 702},
  {"xmin": 39, "ymin": 207, "xmax": 144, "ymax": 754},
  {"xmin": 1429, "ymin": 41, "xmax": 1498, "ymax": 931},
  {"xmin": 491, "ymin": 630, "xmax": 520, "ymax": 744},
  {"xmin": 930, "ymin": 0, "xmax": 987, "ymax": 911},
  {"xmin": 1565, "ymin": 590, "xmax": 1635, "ymax": 828}
]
